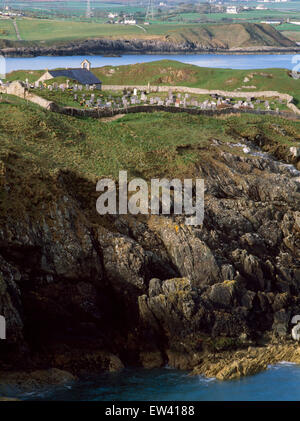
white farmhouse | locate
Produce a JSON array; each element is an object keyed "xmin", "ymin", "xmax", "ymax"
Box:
[
  {"xmin": 226, "ymin": 6, "xmax": 238, "ymax": 14},
  {"xmin": 123, "ymin": 18, "xmax": 136, "ymax": 25}
]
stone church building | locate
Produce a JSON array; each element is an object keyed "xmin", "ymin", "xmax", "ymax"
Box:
[{"xmin": 37, "ymin": 59, "xmax": 102, "ymax": 89}]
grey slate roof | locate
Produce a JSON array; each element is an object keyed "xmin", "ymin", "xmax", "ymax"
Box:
[{"xmin": 48, "ymin": 68, "xmax": 101, "ymax": 85}]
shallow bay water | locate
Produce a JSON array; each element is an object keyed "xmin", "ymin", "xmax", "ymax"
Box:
[{"xmin": 18, "ymin": 363, "xmax": 300, "ymax": 401}]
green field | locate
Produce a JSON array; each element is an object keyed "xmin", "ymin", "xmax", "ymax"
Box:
[
  {"xmin": 280, "ymin": 30, "xmax": 300, "ymax": 41},
  {"xmin": 0, "ymin": 1, "xmax": 145, "ymax": 19},
  {"xmin": 2, "ymin": 0, "xmax": 300, "ymax": 38},
  {"xmin": 278, "ymin": 22, "xmax": 300, "ymax": 40},
  {"xmin": 16, "ymin": 18, "xmax": 151, "ymax": 41},
  {"xmin": 166, "ymin": 9, "xmax": 300, "ymax": 23},
  {"xmin": 0, "ymin": 18, "xmax": 17, "ymax": 40},
  {"xmin": 15, "ymin": 18, "xmax": 233, "ymax": 42}
]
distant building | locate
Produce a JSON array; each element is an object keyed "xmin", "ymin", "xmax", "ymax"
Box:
[
  {"xmin": 123, "ymin": 18, "xmax": 136, "ymax": 25},
  {"xmin": 36, "ymin": 60, "xmax": 102, "ymax": 89},
  {"xmin": 261, "ymin": 20, "xmax": 281, "ymax": 24},
  {"xmin": 0, "ymin": 10, "xmax": 22, "ymax": 17},
  {"xmin": 226, "ymin": 6, "xmax": 238, "ymax": 14}
]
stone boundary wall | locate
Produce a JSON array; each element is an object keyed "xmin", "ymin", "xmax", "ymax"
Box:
[
  {"xmin": 0, "ymin": 81, "xmax": 54, "ymax": 110},
  {"xmin": 52, "ymin": 103, "xmax": 300, "ymax": 121},
  {"xmin": 1, "ymin": 81, "xmax": 300, "ymax": 119},
  {"xmin": 102, "ymin": 85, "xmax": 299, "ymax": 115}
]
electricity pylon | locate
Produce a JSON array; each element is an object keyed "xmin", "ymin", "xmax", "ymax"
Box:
[
  {"xmin": 145, "ymin": 0, "xmax": 154, "ymax": 21},
  {"xmin": 86, "ymin": 0, "xmax": 91, "ymax": 18}
]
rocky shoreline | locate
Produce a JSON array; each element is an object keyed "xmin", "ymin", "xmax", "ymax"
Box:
[
  {"xmin": 193, "ymin": 341, "xmax": 300, "ymax": 380},
  {"xmin": 1, "ymin": 340, "xmax": 300, "ymax": 397},
  {"xmin": 1, "ymin": 38, "xmax": 300, "ymax": 58}
]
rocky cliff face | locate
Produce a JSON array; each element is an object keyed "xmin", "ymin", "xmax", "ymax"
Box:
[
  {"xmin": 0, "ymin": 133, "xmax": 299, "ymax": 379},
  {"xmin": 1, "ymin": 37, "xmax": 299, "ymax": 58},
  {"xmin": 0, "ymin": 23, "xmax": 297, "ymax": 58}
]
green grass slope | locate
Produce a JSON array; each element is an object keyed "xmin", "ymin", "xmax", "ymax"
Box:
[
  {"xmin": 1, "ymin": 94, "xmax": 300, "ymax": 222},
  {"xmin": 0, "ymin": 94, "xmax": 299, "ymax": 182},
  {"xmin": 165, "ymin": 23, "xmax": 295, "ymax": 48},
  {"xmin": 93, "ymin": 60, "xmax": 300, "ymax": 105}
]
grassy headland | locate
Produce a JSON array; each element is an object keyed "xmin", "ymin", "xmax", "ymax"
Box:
[
  {"xmin": 1, "ymin": 93, "xmax": 299, "ymax": 186},
  {"xmin": 7, "ymin": 60, "xmax": 300, "ymax": 106},
  {"xmin": 0, "ymin": 19, "xmax": 296, "ymax": 50}
]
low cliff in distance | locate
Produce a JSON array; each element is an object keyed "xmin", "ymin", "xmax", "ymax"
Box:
[
  {"xmin": 165, "ymin": 23, "xmax": 296, "ymax": 49},
  {"xmin": 0, "ymin": 23, "xmax": 297, "ymax": 57}
]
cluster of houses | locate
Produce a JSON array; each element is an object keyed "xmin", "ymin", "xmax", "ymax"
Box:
[
  {"xmin": 107, "ymin": 12, "xmax": 137, "ymax": 25},
  {"xmin": 0, "ymin": 5, "xmax": 23, "ymax": 18}
]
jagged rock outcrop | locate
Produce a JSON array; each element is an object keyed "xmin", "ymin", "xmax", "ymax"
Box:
[{"xmin": 0, "ymin": 133, "xmax": 299, "ymax": 379}]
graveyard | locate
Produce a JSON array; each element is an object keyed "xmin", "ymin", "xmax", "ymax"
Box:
[
  {"xmin": 7, "ymin": 60, "xmax": 300, "ymax": 110},
  {"xmin": 31, "ymin": 79, "xmax": 290, "ymax": 113}
]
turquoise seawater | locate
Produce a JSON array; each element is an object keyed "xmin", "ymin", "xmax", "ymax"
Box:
[{"xmin": 20, "ymin": 362, "xmax": 300, "ymax": 401}]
